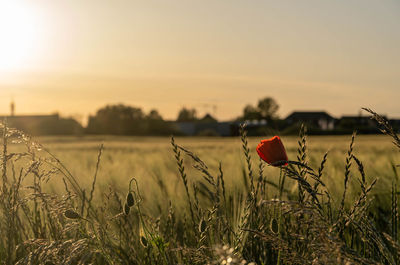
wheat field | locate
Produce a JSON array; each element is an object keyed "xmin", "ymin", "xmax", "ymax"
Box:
[
  {"xmin": 2, "ymin": 114, "xmax": 400, "ymax": 264},
  {"xmin": 33, "ymin": 134, "xmax": 399, "ymax": 208}
]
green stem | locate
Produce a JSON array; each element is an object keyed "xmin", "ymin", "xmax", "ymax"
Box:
[
  {"xmin": 277, "ymin": 168, "xmax": 283, "ymax": 265},
  {"xmin": 132, "ymin": 177, "xmax": 169, "ymax": 265}
]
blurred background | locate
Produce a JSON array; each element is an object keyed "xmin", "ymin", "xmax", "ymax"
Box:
[{"xmin": 0, "ymin": 0, "xmax": 399, "ymax": 136}]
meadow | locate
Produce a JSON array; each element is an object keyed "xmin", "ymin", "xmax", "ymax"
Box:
[{"xmin": 1, "ymin": 111, "xmax": 400, "ymax": 264}]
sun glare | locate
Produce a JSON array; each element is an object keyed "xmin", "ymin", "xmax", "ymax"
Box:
[{"xmin": 0, "ymin": 2, "xmax": 39, "ymax": 72}]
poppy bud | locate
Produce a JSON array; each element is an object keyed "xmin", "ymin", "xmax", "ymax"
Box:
[{"xmin": 256, "ymin": 136, "xmax": 288, "ymax": 167}]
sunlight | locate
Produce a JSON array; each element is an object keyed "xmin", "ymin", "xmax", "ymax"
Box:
[{"xmin": 0, "ymin": 1, "xmax": 40, "ymax": 72}]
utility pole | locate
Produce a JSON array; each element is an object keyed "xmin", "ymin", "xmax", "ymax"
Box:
[{"xmin": 10, "ymin": 99, "xmax": 15, "ymax": 117}]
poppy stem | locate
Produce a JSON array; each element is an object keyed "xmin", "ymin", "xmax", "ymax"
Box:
[
  {"xmin": 277, "ymin": 168, "xmax": 283, "ymax": 265},
  {"xmin": 278, "ymin": 167, "xmax": 285, "ymax": 201}
]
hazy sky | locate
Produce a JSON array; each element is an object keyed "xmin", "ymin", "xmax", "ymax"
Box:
[{"xmin": 0, "ymin": 0, "xmax": 399, "ymax": 123}]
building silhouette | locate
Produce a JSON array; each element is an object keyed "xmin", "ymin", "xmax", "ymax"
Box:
[
  {"xmin": 285, "ymin": 111, "xmax": 335, "ymax": 131},
  {"xmin": 0, "ymin": 101, "xmax": 83, "ymax": 135}
]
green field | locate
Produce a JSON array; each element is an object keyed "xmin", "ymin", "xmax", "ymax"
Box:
[{"xmin": 3, "ymin": 130, "xmax": 400, "ymax": 264}]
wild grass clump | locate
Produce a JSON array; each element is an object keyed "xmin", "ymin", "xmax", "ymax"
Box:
[{"xmin": 0, "ymin": 109, "xmax": 399, "ymax": 264}]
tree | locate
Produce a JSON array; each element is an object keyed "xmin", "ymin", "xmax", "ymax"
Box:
[
  {"xmin": 86, "ymin": 104, "xmax": 146, "ymax": 135},
  {"xmin": 86, "ymin": 105, "xmax": 177, "ymax": 135},
  {"xmin": 147, "ymin": 109, "xmax": 163, "ymax": 120},
  {"xmin": 177, "ymin": 107, "xmax": 197, "ymax": 122},
  {"xmin": 243, "ymin": 105, "xmax": 262, "ymax": 120},
  {"xmin": 38, "ymin": 117, "xmax": 84, "ymax": 135},
  {"xmin": 257, "ymin": 97, "xmax": 279, "ymax": 120},
  {"xmin": 146, "ymin": 109, "xmax": 176, "ymax": 135},
  {"xmin": 241, "ymin": 97, "xmax": 279, "ymax": 121}
]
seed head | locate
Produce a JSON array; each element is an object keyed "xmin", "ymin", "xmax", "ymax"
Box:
[
  {"xmin": 270, "ymin": 218, "xmax": 279, "ymax": 234},
  {"xmin": 124, "ymin": 203, "xmax": 130, "ymax": 215},
  {"xmin": 140, "ymin": 236, "xmax": 148, "ymax": 247},
  {"xmin": 199, "ymin": 219, "xmax": 207, "ymax": 233},
  {"xmin": 126, "ymin": 192, "xmax": 135, "ymax": 207},
  {"xmin": 64, "ymin": 210, "xmax": 81, "ymax": 220}
]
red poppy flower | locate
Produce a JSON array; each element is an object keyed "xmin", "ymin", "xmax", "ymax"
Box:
[{"xmin": 256, "ymin": 136, "xmax": 288, "ymax": 167}]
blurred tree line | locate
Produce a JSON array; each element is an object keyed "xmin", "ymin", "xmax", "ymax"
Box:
[
  {"xmin": 86, "ymin": 104, "xmax": 222, "ymax": 135},
  {"xmin": 86, "ymin": 104, "xmax": 178, "ymax": 135},
  {"xmin": 15, "ymin": 97, "xmax": 280, "ymax": 136},
  {"xmin": 7, "ymin": 96, "xmax": 388, "ymax": 136}
]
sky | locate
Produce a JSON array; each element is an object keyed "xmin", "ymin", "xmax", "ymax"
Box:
[{"xmin": 0, "ymin": 0, "xmax": 399, "ymax": 124}]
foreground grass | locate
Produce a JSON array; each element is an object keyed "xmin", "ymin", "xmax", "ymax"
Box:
[{"xmin": 0, "ymin": 110, "xmax": 400, "ymax": 264}]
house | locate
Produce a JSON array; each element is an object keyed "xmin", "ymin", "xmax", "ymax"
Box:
[
  {"xmin": 338, "ymin": 115, "xmax": 378, "ymax": 128},
  {"xmin": 0, "ymin": 101, "xmax": 82, "ymax": 135},
  {"xmin": 0, "ymin": 114, "xmax": 83, "ymax": 135},
  {"xmin": 174, "ymin": 122, "xmax": 197, "ymax": 136},
  {"xmin": 285, "ymin": 111, "xmax": 335, "ymax": 131},
  {"xmin": 336, "ymin": 114, "xmax": 387, "ymax": 134},
  {"xmin": 174, "ymin": 114, "xmax": 243, "ymax": 136},
  {"xmin": 1, "ymin": 113, "xmax": 57, "ymax": 133},
  {"xmin": 199, "ymin": 113, "xmax": 217, "ymax": 123},
  {"xmin": 174, "ymin": 121, "xmax": 234, "ymax": 136},
  {"xmin": 390, "ymin": 119, "xmax": 400, "ymax": 133}
]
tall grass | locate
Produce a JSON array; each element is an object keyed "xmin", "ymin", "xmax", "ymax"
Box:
[{"xmin": 0, "ymin": 110, "xmax": 399, "ymax": 264}]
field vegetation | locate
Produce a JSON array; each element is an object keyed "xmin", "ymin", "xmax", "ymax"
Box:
[{"xmin": 0, "ymin": 109, "xmax": 400, "ymax": 264}]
